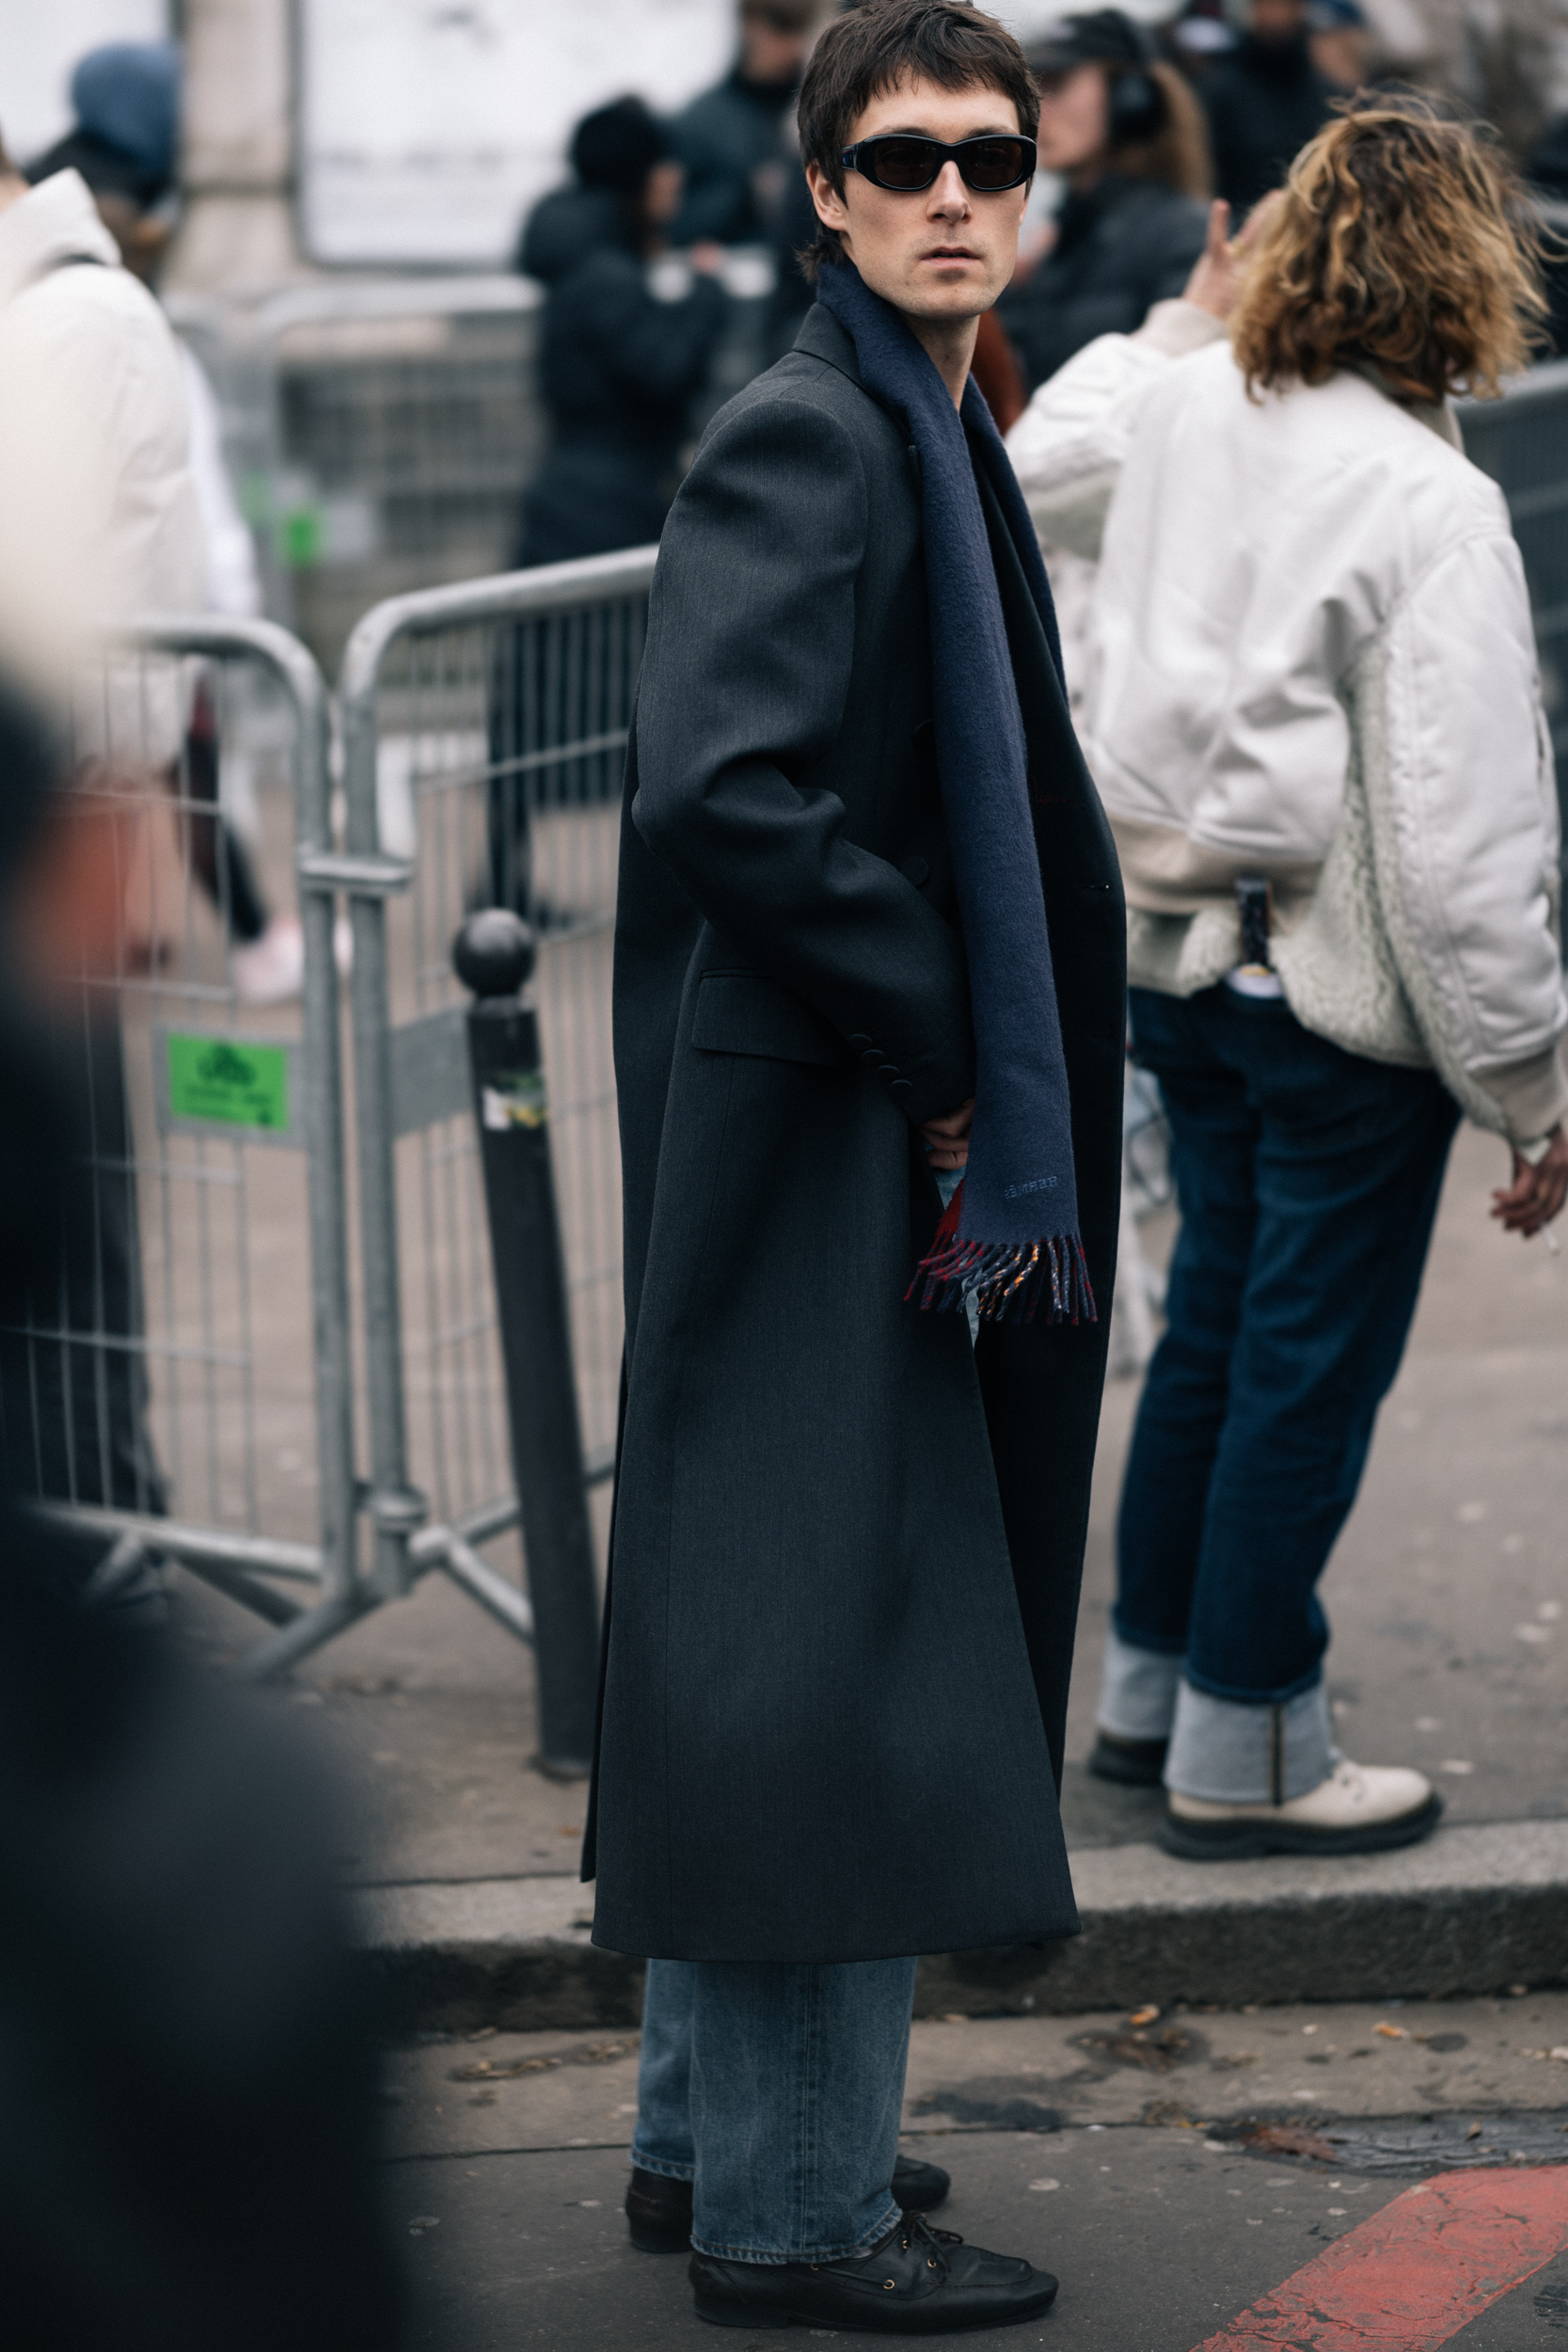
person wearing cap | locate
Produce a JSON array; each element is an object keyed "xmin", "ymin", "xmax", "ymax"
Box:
[
  {"xmin": 1308, "ymin": 0, "xmax": 1372, "ymax": 91},
  {"xmin": 1199, "ymin": 0, "xmax": 1334, "ymax": 213},
  {"xmin": 0, "ymin": 103, "xmax": 203, "ymax": 1585},
  {"xmin": 29, "ymin": 40, "xmax": 305, "ymax": 1011},
  {"xmin": 996, "ymin": 11, "xmax": 1212, "ymax": 395},
  {"xmin": 490, "ymin": 103, "xmax": 731, "ymax": 917},
  {"xmin": 514, "ymin": 97, "xmax": 729, "ymax": 568}
]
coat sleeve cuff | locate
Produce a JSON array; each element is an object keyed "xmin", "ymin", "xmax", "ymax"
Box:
[
  {"xmin": 894, "ymin": 1038, "xmax": 977, "ymax": 1130},
  {"xmin": 1469, "ymin": 1036, "xmax": 1568, "ymax": 1142},
  {"xmin": 1132, "ymin": 300, "xmax": 1229, "ymax": 358}
]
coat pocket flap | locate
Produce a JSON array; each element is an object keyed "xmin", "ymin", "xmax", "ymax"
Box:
[{"xmin": 691, "ymin": 974, "xmax": 852, "ymax": 1066}]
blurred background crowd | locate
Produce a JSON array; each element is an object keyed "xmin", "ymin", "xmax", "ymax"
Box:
[{"xmin": 11, "ymin": 0, "xmax": 1568, "ymax": 689}]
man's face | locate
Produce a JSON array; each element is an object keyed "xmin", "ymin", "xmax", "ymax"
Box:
[
  {"xmin": 807, "ymin": 75, "xmax": 1029, "ymax": 324},
  {"xmin": 741, "ymin": 17, "xmax": 810, "ymax": 84}
]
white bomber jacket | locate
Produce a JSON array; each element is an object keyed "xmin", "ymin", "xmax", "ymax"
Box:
[
  {"xmin": 1006, "ymin": 302, "xmax": 1568, "ymax": 1143},
  {"xmin": 0, "ymin": 168, "xmax": 203, "ymax": 762}
]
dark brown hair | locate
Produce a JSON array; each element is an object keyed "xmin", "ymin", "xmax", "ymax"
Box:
[
  {"xmin": 1232, "ymin": 97, "xmax": 1546, "ymax": 403},
  {"xmin": 797, "ymin": 0, "xmax": 1038, "ymax": 279},
  {"xmin": 1108, "ymin": 60, "xmax": 1211, "ymax": 201}
]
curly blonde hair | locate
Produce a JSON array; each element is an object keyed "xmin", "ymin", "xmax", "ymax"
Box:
[{"xmin": 1231, "ymin": 100, "xmax": 1547, "ymax": 405}]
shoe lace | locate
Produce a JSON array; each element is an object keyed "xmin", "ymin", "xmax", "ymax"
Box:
[{"xmin": 895, "ymin": 2211, "xmax": 960, "ymax": 2283}]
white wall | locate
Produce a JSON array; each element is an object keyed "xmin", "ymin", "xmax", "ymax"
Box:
[
  {"xmin": 1, "ymin": 0, "xmax": 169, "ymax": 166},
  {"xmin": 298, "ymin": 0, "xmax": 742, "ymax": 268}
]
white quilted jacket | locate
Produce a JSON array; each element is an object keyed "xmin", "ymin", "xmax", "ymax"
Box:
[{"xmin": 1006, "ymin": 302, "xmax": 1568, "ymax": 1142}]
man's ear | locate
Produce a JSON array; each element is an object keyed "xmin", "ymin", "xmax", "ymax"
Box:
[{"xmin": 805, "ymin": 159, "xmax": 850, "ymax": 235}]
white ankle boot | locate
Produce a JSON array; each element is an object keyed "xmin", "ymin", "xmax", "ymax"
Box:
[{"xmin": 1163, "ymin": 1757, "xmax": 1440, "ymax": 1861}]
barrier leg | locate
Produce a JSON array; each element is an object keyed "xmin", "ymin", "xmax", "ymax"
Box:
[{"xmin": 453, "ymin": 911, "xmax": 600, "ymax": 1779}]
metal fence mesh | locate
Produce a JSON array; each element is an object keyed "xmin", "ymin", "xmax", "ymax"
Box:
[
  {"xmin": 0, "ymin": 644, "xmax": 327, "ymax": 1565},
  {"xmin": 360, "ymin": 579, "xmax": 647, "ymax": 1538}
]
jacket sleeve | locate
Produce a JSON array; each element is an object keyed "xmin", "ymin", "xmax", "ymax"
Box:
[
  {"xmin": 1380, "ymin": 525, "xmax": 1568, "ymax": 1138},
  {"xmin": 630, "ymin": 390, "xmax": 976, "ymax": 1124},
  {"xmin": 1004, "ymin": 301, "xmax": 1225, "ymax": 559}
]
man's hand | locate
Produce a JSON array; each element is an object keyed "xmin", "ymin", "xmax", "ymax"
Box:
[
  {"xmin": 1491, "ymin": 1124, "xmax": 1568, "ymax": 1238},
  {"xmin": 1181, "ymin": 192, "xmax": 1282, "ymax": 324},
  {"xmin": 921, "ymin": 1098, "xmax": 974, "ymax": 1171}
]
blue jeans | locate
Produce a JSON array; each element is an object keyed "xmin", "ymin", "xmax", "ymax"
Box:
[
  {"xmin": 1117, "ymin": 986, "xmax": 1459, "ymax": 1704},
  {"xmin": 632, "ymin": 1955, "xmax": 918, "ymax": 2263}
]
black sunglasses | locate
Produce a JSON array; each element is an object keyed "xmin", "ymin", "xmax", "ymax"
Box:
[{"xmin": 840, "ymin": 133, "xmax": 1037, "ymax": 193}]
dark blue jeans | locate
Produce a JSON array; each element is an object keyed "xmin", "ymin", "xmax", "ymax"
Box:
[{"xmin": 1117, "ymin": 985, "xmax": 1460, "ymax": 1704}]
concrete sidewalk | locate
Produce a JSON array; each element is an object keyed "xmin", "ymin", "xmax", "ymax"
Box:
[
  {"xmin": 176, "ymin": 1121, "xmax": 1568, "ymax": 2023},
  {"xmin": 386, "ymin": 1991, "xmax": 1568, "ymax": 2351}
]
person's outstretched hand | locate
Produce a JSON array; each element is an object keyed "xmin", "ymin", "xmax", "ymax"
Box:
[
  {"xmin": 1181, "ymin": 191, "xmax": 1282, "ymax": 323},
  {"xmin": 1491, "ymin": 1123, "xmax": 1568, "ymax": 1238}
]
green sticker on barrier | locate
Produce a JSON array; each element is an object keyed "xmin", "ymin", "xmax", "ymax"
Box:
[{"xmin": 166, "ymin": 1033, "xmax": 290, "ymax": 1133}]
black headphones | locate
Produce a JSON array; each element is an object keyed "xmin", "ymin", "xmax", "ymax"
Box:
[
  {"xmin": 1037, "ymin": 12, "xmax": 1169, "ymax": 148},
  {"xmin": 1105, "ymin": 32, "xmax": 1167, "ymax": 147}
]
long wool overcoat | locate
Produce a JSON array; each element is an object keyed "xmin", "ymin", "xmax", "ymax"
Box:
[{"xmin": 584, "ymin": 302, "xmax": 1125, "ymax": 1964}]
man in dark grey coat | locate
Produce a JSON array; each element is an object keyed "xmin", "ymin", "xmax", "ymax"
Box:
[{"xmin": 587, "ymin": 2, "xmax": 1124, "ymax": 2332}]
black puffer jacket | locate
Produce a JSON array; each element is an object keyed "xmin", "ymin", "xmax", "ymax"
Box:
[
  {"xmin": 998, "ymin": 173, "xmax": 1210, "ymax": 393},
  {"xmin": 1201, "ymin": 32, "xmax": 1334, "ymax": 215},
  {"xmin": 515, "ymin": 186, "xmax": 728, "ymax": 566},
  {"xmin": 669, "ymin": 65, "xmax": 798, "ymax": 246}
]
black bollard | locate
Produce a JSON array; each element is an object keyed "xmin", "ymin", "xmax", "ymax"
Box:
[{"xmin": 453, "ymin": 909, "xmax": 600, "ymax": 1778}]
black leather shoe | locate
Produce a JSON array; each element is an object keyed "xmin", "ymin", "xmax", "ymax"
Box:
[
  {"xmin": 626, "ymin": 2154, "xmax": 951, "ymax": 2253},
  {"xmin": 1087, "ymin": 1729, "xmax": 1167, "ymax": 1787},
  {"xmin": 690, "ymin": 2213, "xmax": 1058, "ymax": 2332}
]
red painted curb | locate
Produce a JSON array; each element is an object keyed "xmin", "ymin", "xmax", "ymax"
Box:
[{"xmin": 1194, "ymin": 2165, "xmax": 1568, "ymax": 2350}]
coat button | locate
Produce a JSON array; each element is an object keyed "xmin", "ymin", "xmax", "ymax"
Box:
[
  {"xmin": 889, "ymin": 1078, "xmax": 912, "ymax": 1097},
  {"xmin": 901, "ymin": 854, "xmax": 929, "ymax": 887},
  {"xmin": 848, "ymin": 1033, "xmax": 871, "ymax": 1049}
]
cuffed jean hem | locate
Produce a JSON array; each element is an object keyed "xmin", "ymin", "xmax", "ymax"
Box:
[
  {"xmin": 1098, "ymin": 1624, "xmax": 1184, "ymax": 1740},
  {"xmin": 1164, "ymin": 1677, "xmax": 1336, "ymax": 1804},
  {"xmin": 630, "ymin": 2149, "xmax": 694, "ymax": 2182},
  {"xmin": 691, "ymin": 2198, "xmax": 903, "ymax": 2268},
  {"xmin": 1182, "ymin": 1661, "xmax": 1326, "ymax": 1706}
]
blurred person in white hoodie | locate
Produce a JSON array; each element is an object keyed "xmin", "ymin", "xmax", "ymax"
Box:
[
  {"xmin": 0, "ymin": 132, "xmax": 203, "ymax": 1579},
  {"xmin": 1006, "ymin": 101, "xmax": 1568, "ymax": 1859},
  {"xmin": 27, "ymin": 39, "xmax": 305, "ymax": 1008}
]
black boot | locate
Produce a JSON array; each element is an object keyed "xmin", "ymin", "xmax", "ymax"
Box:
[
  {"xmin": 689, "ymin": 2212, "xmax": 1058, "ymax": 2333},
  {"xmin": 626, "ymin": 2154, "xmax": 951, "ymax": 2254},
  {"xmin": 1086, "ymin": 1729, "xmax": 1167, "ymax": 1787}
]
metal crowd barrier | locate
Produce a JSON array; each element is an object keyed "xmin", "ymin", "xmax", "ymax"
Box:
[
  {"xmin": 168, "ymin": 252, "xmax": 778, "ymax": 681},
  {"xmin": 333, "ymin": 547, "xmax": 655, "ymax": 1706},
  {"xmin": 2, "ymin": 617, "xmax": 356, "ymax": 1673},
  {"xmin": 169, "ymin": 277, "xmax": 546, "ymax": 676}
]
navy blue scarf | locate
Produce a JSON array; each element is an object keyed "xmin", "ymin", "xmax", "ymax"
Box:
[{"xmin": 816, "ymin": 262, "xmax": 1093, "ymax": 1325}]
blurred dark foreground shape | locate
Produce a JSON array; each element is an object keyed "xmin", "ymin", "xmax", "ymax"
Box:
[{"xmin": 0, "ymin": 681, "xmax": 404, "ymax": 2351}]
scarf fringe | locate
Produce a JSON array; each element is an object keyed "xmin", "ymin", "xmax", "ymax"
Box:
[{"xmin": 908, "ymin": 1230, "xmax": 1097, "ymax": 1326}]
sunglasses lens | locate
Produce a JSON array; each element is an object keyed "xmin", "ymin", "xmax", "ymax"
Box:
[
  {"xmin": 871, "ymin": 138, "xmax": 940, "ymax": 189},
  {"xmin": 964, "ymin": 138, "xmax": 1028, "ymax": 189}
]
